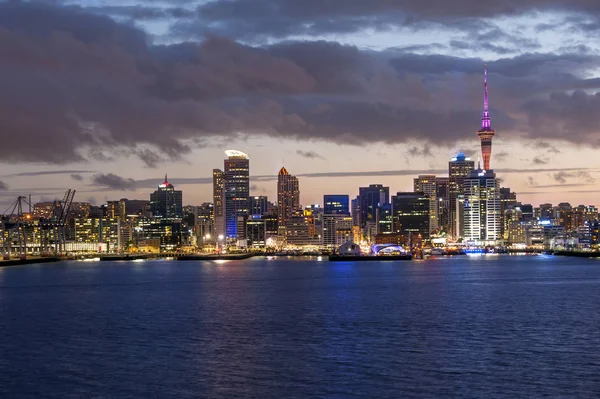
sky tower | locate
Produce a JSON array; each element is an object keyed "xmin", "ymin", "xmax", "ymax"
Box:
[{"xmin": 477, "ymin": 64, "xmax": 495, "ymax": 170}]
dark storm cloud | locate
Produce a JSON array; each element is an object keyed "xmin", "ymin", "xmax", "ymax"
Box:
[
  {"xmin": 91, "ymin": 173, "xmax": 136, "ymax": 190},
  {"xmin": 85, "ymin": 5, "xmax": 195, "ymax": 20},
  {"xmin": 3, "ymin": 2, "xmax": 600, "ymax": 167},
  {"xmin": 70, "ymin": 173, "xmax": 84, "ymax": 181},
  {"xmin": 168, "ymin": 0, "xmax": 600, "ymax": 40}
]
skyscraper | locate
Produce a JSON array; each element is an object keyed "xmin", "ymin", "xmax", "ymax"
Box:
[
  {"xmin": 477, "ymin": 64, "xmax": 496, "ymax": 170},
  {"xmin": 277, "ymin": 167, "xmax": 299, "ymax": 236},
  {"xmin": 413, "ymin": 175, "xmax": 438, "ymax": 234},
  {"xmin": 358, "ymin": 184, "xmax": 389, "ymax": 239},
  {"xmin": 463, "ymin": 169, "xmax": 501, "ymax": 243},
  {"xmin": 449, "ymin": 153, "xmax": 475, "ymax": 238},
  {"xmin": 250, "ymin": 196, "xmax": 268, "ymax": 216},
  {"xmin": 150, "ymin": 175, "xmax": 183, "ymax": 219},
  {"xmin": 213, "ymin": 168, "xmax": 225, "ymax": 238},
  {"xmin": 224, "ymin": 150, "xmax": 250, "ymax": 239},
  {"xmin": 391, "ymin": 192, "xmax": 430, "ymax": 239},
  {"xmin": 324, "ymin": 195, "xmax": 350, "ymax": 215}
]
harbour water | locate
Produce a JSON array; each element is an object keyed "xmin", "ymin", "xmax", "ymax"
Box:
[{"xmin": 1, "ymin": 255, "xmax": 600, "ymax": 398}]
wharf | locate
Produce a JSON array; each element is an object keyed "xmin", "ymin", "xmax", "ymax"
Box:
[{"xmin": 0, "ymin": 256, "xmax": 62, "ymax": 267}]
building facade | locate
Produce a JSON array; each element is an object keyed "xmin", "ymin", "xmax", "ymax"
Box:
[
  {"xmin": 223, "ymin": 150, "xmax": 250, "ymax": 239},
  {"xmin": 463, "ymin": 169, "xmax": 501, "ymax": 243}
]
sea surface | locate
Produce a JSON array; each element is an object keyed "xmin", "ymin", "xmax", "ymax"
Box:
[{"xmin": 1, "ymin": 255, "xmax": 600, "ymax": 398}]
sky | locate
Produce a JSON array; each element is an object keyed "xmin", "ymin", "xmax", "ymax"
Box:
[{"xmin": 2, "ymin": 0, "xmax": 600, "ymax": 210}]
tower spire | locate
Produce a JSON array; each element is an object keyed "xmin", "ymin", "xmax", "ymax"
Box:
[
  {"xmin": 165, "ymin": 173, "xmax": 167, "ymax": 182},
  {"xmin": 477, "ymin": 63, "xmax": 495, "ymax": 170},
  {"xmin": 481, "ymin": 64, "xmax": 491, "ymax": 130}
]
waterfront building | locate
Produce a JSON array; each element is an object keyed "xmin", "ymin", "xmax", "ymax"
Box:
[
  {"xmin": 74, "ymin": 218, "xmax": 121, "ymax": 252},
  {"xmin": 449, "ymin": 153, "xmax": 475, "ymax": 239},
  {"xmin": 463, "ymin": 169, "xmax": 501, "ymax": 244},
  {"xmin": 322, "ymin": 214, "xmax": 354, "ymax": 247},
  {"xmin": 413, "ymin": 175, "xmax": 438, "ymax": 234},
  {"xmin": 391, "ymin": 192, "xmax": 430, "ymax": 240},
  {"xmin": 376, "ymin": 203, "xmax": 393, "ymax": 234},
  {"xmin": 212, "ymin": 168, "xmax": 225, "ymax": 238},
  {"xmin": 277, "ymin": 167, "xmax": 300, "ymax": 237},
  {"xmin": 150, "ymin": 175, "xmax": 183, "ymax": 220},
  {"xmin": 223, "ymin": 150, "xmax": 250, "ymax": 239},
  {"xmin": 435, "ymin": 177, "xmax": 450, "ymax": 232},
  {"xmin": 246, "ymin": 215, "xmax": 266, "ymax": 248}
]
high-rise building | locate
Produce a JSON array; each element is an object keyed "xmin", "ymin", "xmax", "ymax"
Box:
[
  {"xmin": 224, "ymin": 150, "xmax": 250, "ymax": 239},
  {"xmin": 277, "ymin": 167, "xmax": 299, "ymax": 236},
  {"xmin": 391, "ymin": 192, "xmax": 430, "ymax": 239},
  {"xmin": 250, "ymin": 196, "xmax": 268, "ymax": 216},
  {"xmin": 150, "ymin": 175, "xmax": 183, "ymax": 220},
  {"xmin": 463, "ymin": 169, "xmax": 501, "ymax": 243},
  {"xmin": 351, "ymin": 196, "xmax": 360, "ymax": 226},
  {"xmin": 358, "ymin": 185, "xmax": 389, "ymax": 239},
  {"xmin": 477, "ymin": 64, "xmax": 496, "ymax": 170},
  {"xmin": 414, "ymin": 175, "xmax": 438, "ymax": 234},
  {"xmin": 106, "ymin": 200, "xmax": 126, "ymax": 220},
  {"xmin": 449, "ymin": 153, "xmax": 475, "ymax": 239},
  {"xmin": 213, "ymin": 169, "xmax": 225, "ymax": 238},
  {"xmin": 376, "ymin": 203, "xmax": 393, "ymax": 234},
  {"xmin": 435, "ymin": 177, "xmax": 450, "ymax": 233},
  {"xmin": 324, "ymin": 195, "xmax": 350, "ymax": 215}
]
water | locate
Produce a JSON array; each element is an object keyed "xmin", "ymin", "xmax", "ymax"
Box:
[{"xmin": 1, "ymin": 255, "xmax": 600, "ymax": 398}]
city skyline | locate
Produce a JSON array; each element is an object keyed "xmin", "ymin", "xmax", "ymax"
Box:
[{"xmin": 3, "ymin": 1, "xmax": 600, "ymax": 209}]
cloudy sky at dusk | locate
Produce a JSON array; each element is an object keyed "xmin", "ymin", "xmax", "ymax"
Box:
[{"xmin": 3, "ymin": 0, "xmax": 600, "ymax": 210}]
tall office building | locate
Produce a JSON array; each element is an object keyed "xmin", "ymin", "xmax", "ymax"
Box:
[
  {"xmin": 277, "ymin": 167, "xmax": 300, "ymax": 237},
  {"xmin": 324, "ymin": 195, "xmax": 350, "ymax": 215},
  {"xmin": 358, "ymin": 185, "xmax": 389, "ymax": 238},
  {"xmin": 213, "ymin": 169, "xmax": 225, "ymax": 238},
  {"xmin": 224, "ymin": 150, "xmax": 250, "ymax": 239},
  {"xmin": 477, "ymin": 64, "xmax": 496, "ymax": 170},
  {"xmin": 250, "ymin": 196, "xmax": 268, "ymax": 216},
  {"xmin": 449, "ymin": 153, "xmax": 475, "ymax": 239},
  {"xmin": 413, "ymin": 175, "xmax": 438, "ymax": 234},
  {"xmin": 463, "ymin": 169, "xmax": 501, "ymax": 243},
  {"xmin": 150, "ymin": 175, "xmax": 183, "ymax": 219},
  {"xmin": 391, "ymin": 192, "xmax": 430, "ymax": 239},
  {"xmin": 435, "ymin": 177, "xmax": 450, "ymax": 232}
]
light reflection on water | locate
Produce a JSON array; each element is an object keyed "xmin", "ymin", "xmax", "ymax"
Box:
[{"xmin": 1, "ymin": 256, "xmax": 599, "ymax": 398}]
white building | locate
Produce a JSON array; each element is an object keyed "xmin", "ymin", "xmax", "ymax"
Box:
[{"xmin": 463, "ymin": 169, "xmax": 501, "ymax": 244}]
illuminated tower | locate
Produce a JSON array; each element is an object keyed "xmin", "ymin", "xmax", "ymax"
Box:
[{"xmin": 477, "ymin": 64, "xmax": 495, "ymax": 171}]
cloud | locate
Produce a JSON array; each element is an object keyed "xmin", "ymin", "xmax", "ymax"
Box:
[
  {"xmin": 296, "ymin": 150, "xmax": 324, "ymax": 160},
  {"xmin": 9, "ymin": 170, "xmax": 96, "ymax": 177},
  {"xmin": 552, "ymin": 171, "xmax": 595, "ymax": 184},
  {"xmin": 91, "ymin": 173, "xmax": 136, "ymax": 190},
  {"xmin": 3, "ymin": 2, "xmax": 600, "ymax": 168},
  {"xmin": 173, "ymin": 0, "xmax": 600, "ymax": 41},
  {"xmin": 495, "ymin": 151, "xmax": 509, "ymax": 161},
  {"xmin": 406, "ymin": 146, "xmax": 433, "ymax": 157},
  {"xmin": 532, "ymin": 156, "xmax": 548, "ymax": 165},
  {"xmin": 71, "ymin": 173, "xmax": 84, "ymax": 181},
  {"xmin": 0, "ymin": 180, "xmax": 7, "ymax": 191}
]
